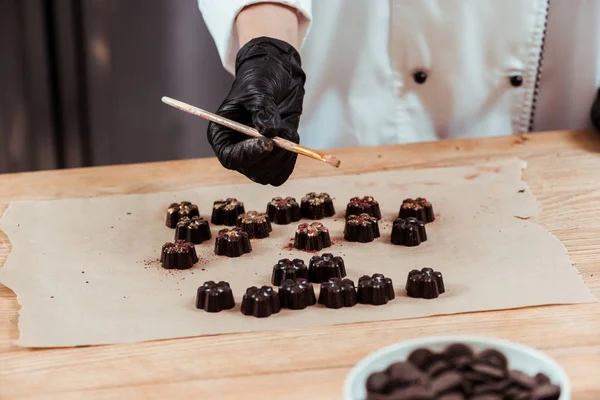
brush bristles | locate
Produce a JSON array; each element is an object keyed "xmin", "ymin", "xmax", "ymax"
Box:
[{"xmin": 324, "ymin": 155, "xmax": 341, "ymax": 168}]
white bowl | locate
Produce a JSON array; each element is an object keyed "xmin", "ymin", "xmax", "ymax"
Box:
[{"xmin": 344, "ymin": 335, "xmax": 571, "ymax": 400}]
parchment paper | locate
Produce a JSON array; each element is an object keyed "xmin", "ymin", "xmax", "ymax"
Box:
[{"xmin": 0, "ymin": 158, "xmax": 594, "ymax": 347}]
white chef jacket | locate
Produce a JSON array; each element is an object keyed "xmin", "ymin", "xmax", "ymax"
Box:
[{"xmin": 198, "ymin": 0, "xmax": 600, "ymax": 149}]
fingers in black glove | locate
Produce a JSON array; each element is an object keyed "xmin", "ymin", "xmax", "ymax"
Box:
[{"xmin": 207, "ymin": 37, "xmax": 305, "ymax": 186}]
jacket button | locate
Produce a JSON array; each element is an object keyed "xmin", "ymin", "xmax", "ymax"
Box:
[
  {"xmin": 413, "ymin": 70, "xmax": 428, "ymax": 84},
  {"xmin": 509, "ymin": 75, "xmax": 523, "ymax": 87}
]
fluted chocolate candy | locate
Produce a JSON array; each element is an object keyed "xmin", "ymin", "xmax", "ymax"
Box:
[
  {"xmin": 345, "ymin": 196, "xmax": 382, "ymax": 219},
  {"xmin": 241, "ymin": 285, "xmax": 281, "ymax": 318},
  {"xmin": 160, "ymin": 240, "xmax": 198, "ymax": 270},
  {"xmin": 357, "ymin": 274, "xmax": 395, "ymax": 305},
  {"xmin": 318, "ymin": 277, "xmax": 357, "ymax": 308},
  {"xmin": 399, "ymin": 197, "xmax": 435, "ymax": 223},
  {"xmin": 211, "ymin": 198, "xmax": 245, "ymax": 226},
  {"xmin": 279, "ymin": 278, "xmax": 316, "ymax": 310},
  {"xmin": 175, "ymin": 216, "xmax": 211, "ymax": 244},
  {"xmin": 214, "ymin": 227, "xmax": 252, "ymax": 257},
  {"xmin": 271, "ymin": 258, "xmax": 309, "ymax": 286},
  {"xmin": 406, "ymin": 267, "xmax": 445, "ymax": 299},
  {"xmin": 195, "ymin": 281, "xmax": 235, "ymax": 313},
  {"xmin": 366, "ymin": 343, "xmax": 562, "ymax": 400},
  {"xmin": 309, "ymin": 253, "xmax": 346, "ymax": 283},
  {"xmin": 391, "ymin": 217, "xmax": 427, "ymax": 246},
  {"xmin": 266, "ymin": 196, "xmax": 301, "ymax": 225},
  {"xmin": 344, "ymin": 213, "xmax": 380, "ymax": 243},
  {"xmin": 165, "ymin": 201, "xmax": 200, "ymax": 228},
  {"xmin": 300, "ymin": 192, "xmax": 335, "ymax": 219},
  {"xmin": 294, "ymin": 222, "xmax": 332, "ymax": 251},
  {"xmin": 236, "ymin": 211, "xmax": 272, "ymax": 239}
]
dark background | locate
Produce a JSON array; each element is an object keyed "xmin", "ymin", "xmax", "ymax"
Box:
[{"xmin": 0, "ymin": 0, "xmax": 233, "ymax": 173}]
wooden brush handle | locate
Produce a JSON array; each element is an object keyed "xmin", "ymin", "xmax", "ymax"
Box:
[{"xmin": 161, "ymin": 97, "xmax": 341, "ymax": 168}]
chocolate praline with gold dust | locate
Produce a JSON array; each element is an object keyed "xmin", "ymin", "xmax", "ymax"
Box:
[
  {"xmin": 211, "ymin": 198, "xmax": 245, "ymax": 226},
  {"xmin": 300, "ymin": 192, "xmax": 335, "ymax": 219},
  {"xmin": 214, "ymin": 227, "xmax": 252, "ymax": 257},
  {"xmin": 236, "ymin": 211, "xmax": 272, "ymax": 239},
  {"xmin": 294, "ymin": 222, "xmax": 331, "ymax": 251},
  {"xmin": 175, "ymin": 216, "xmax": 211, "ymax": 244},
  {"xmin": 399, "ymin": 197, "xmax": 435, "ymax": 223},
  {"xmin": 160, "ymin": 240, "xmax": 198, "ymax": 270},
  {"xmin": 266, "ymin": 196, "xmax": 301, "ymax": 225},
  {"xmin": 345, "ymin": 196, "xmax": 381, "ymax": 219},
  {"xmin": 165, "ymin": 201, "xmax": 199, "ymax": 228},
  {"xmin": 344, "ymin": 213, "xmax": 380, "ymax": 243}
]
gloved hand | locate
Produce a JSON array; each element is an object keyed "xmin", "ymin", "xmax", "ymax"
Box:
[
  {"xmin": 592, "ymin": 88, "xmax": 600, "ymax": 131},
  {"xmin": 207, "ymin": 37, "xmax": 306, "ymax": 186}
]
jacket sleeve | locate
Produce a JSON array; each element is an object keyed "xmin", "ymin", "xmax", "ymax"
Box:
[{"xmin": 198, "ymin": 0, "xmax": 312, "ymax": 75}]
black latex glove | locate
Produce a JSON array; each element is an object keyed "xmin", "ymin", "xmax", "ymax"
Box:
[
  {"xmin": 592, "ymin": 88, "xmax": 600, "ymax": 131},
  {"xmin": 207, "ymin": 37, "xmax": 306, "ymax": 186}
]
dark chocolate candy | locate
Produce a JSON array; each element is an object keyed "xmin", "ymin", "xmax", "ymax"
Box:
[
  {"xmin": 391, "ymin": 217, "xmax": 427, "ymax": 246},
  {"xmin": 387, "ymin": 385, "xmax": 435, "ymax": 400},
  {"xmin": 534, "ymin": 373, "xmax": 551, "ymax": 385},
  {"xmin": 175, "ymin": 216, "xmax": 211, "ymax": 244},
  {"xmin": 211, "ymin": 198, "xmax": 245, "ymax": 226},
  {"xmin": 472, "ymin": 380, "xmax": 510, "ymax": 395},
  {"xmin": 386, "ymin": 362, "xmax": 430, "ymax": 388},
  {"xmin": 345, "ymin": 196, "xmax": 381, "ymax": 219},
  {"xmin": 426, "ymin": 359, "xmax": 453, "ymax": 377},
  {"xmin": 357, "ymin": 274, "xmax": 395, "ymax": 305},
  {"xmin": 463, "ymin": 371, "xmax": 489, "ymax": 385},
  {"xmin": 309, "ymin": 253, "xmax": 346, "ymax": 283},
  {"xmin": 165, "ymin": 201, "xmax": 200, "ymax": 228},
  {"xmin": 366, "ymin": 342, "xmax": 562, "ymax": 400},
  {"xmin": 214, "ymin": 227, "xmax": 252, "ymax": 257},
  {"xmin": 504, "ymin": 386, "xmax": 528, "ymax": 400},
  {"xmin": 509, "ymin": 371, "xmax": 536, "ymax": 391},
  {"xmin": 443, "ymin": 343, "xmax": 474, "ymax": 363},
  {"xmin": 236, "ymin": 211, "xmax": 272, "ymax": 239},
  {"xmin": 531, "ymin": 383, "xmax": 561, "ymax": 400},
  {"xmin": 294, "ymin": 222, "xmax": 331, "ymax": 251},
  {"xmin": 344, "ymin": 213, "xmax": 380, "ymax": 243},
  {"xmin": 195, "ymin": 281, "xmax": 235, "ymax": 313},
  {"xmin": 271, "ymin": 258, "xmax": 309, "ymax": 286},
  {"xmin": 477, "ymin": 349, "xmax": 509, "ymax": 371},
  {"xmin": 278, "ymin": 278, "xmax": 316, "ymax": 310},
  {"xmin": 266, "ymin": 196, "xmax": 301, "ymax": 225},
  {"xmin": 470, "ymin": 395, "xmax": 503, "ymax": 400},
  {"xmin": 399, "ymin": 197, "xmax": 435, "ymax": 223},
  {"xmin": 405, "ymin": 267, "xmax": 445, "ymax": 299},
  {"xmin": 160, "ymin": 240, "xmax": 198, "ymax": 270},
  {"xmin": 300, "ymin": 192, "xmax": 335, "ymax": 219},
  {"xmin": 407, "ymin": 348, "xmax": 437, "ymax": 371},
  {"xmin": 431, "ymin": 370, "xmax": 463, "ymax": 395},
  {"xmin": 366, "ymin": 371, "xmax": 390, "ymax": 394},
  {"xmin": 437, "ymin": 393, "xmax": 465, "ymax": 400},
  {"xmin": 318, "ymin": 277, "xmax": 357, "ymax": 308},
  {"xmin": 471, "ymin": 363, "xmax": 507, "ymax": 381},
  {"xmin": 240, "ymin": 285, "xmax": 280, "ymax": 318}
]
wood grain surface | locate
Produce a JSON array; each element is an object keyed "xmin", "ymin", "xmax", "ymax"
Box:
[{"xmin": 1, "ymin": 130, "xmax": 599, "ymax": 399}]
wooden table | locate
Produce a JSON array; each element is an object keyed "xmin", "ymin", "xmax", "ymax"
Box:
[{"xmin": 1, "ymin": 130, "xmax": 599, "ymax": 399}]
